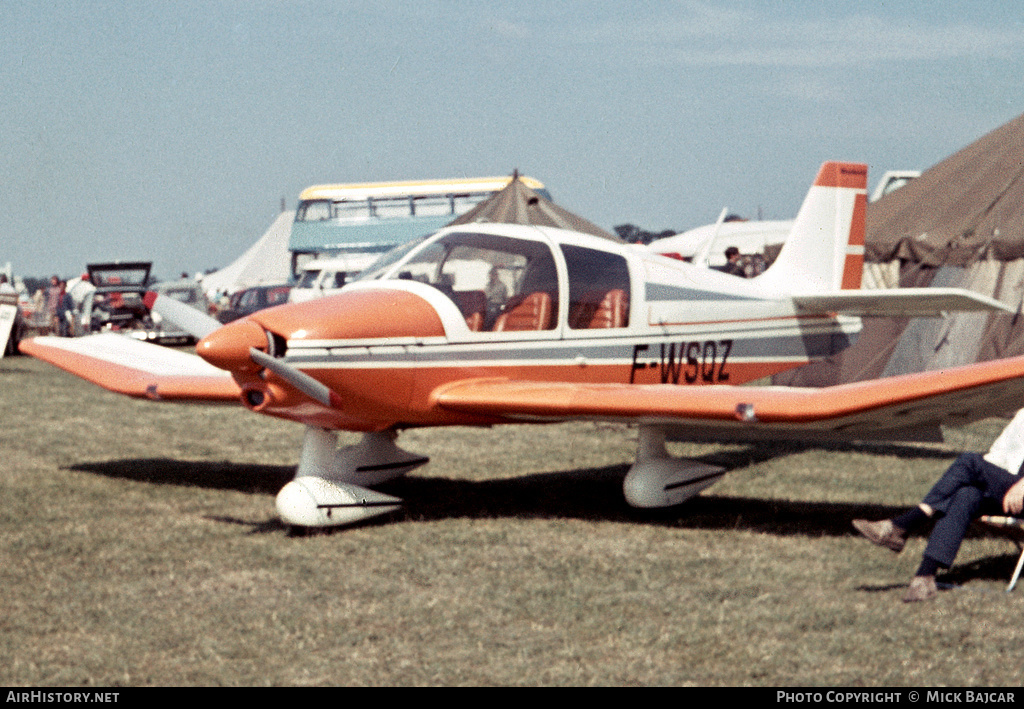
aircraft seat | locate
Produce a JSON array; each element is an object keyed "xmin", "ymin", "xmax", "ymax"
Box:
[
  {"xmin": 493, "ymin": 292, "xmax": 553, "ymax": 332},
  {"xmin": 569, "ymin": 289, "xmax": 629, "ymax": 329},
  {"xmin": 451, "ymin": 290, "xmax": 486, "ymax": 331}
]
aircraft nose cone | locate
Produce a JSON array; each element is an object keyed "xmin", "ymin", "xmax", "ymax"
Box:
[{"xmin": 197, "ymin": 318, "xmax": 267, "ymax": 372}]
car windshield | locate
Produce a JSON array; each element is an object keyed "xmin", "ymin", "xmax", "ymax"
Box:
[{"xmin": 297, "ymin": 270, "xmax": 321, "ymax": 288}]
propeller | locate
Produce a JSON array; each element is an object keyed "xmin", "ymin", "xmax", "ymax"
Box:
[
  {"xmin": 144, "ymin": 292, "xmax": 222, "ymax": 341},
  {"xmin": 249, "ymin": 347, "xmax": 344, "ymax": 408}
]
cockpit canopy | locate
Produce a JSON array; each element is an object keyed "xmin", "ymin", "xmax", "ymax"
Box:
[{"xmin": 358, "ymin": 228, "xmax": 631, "ymax": 332}]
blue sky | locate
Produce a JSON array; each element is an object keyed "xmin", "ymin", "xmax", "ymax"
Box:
[{"xmin": 2, "ymin": 1, "xmax": 1023, "ymax": 280}]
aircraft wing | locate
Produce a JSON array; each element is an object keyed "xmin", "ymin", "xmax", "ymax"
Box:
[
  {"xmin": 20, "ymin": 334, "xmax": 241, "ymax": 403},
  {"xmin": 793, "ymin": 288, "xmax": 1015, "ymax": 317},
  {"xmin": 432, "ymin": 354, "xmax": 1024, "ymax": 442}
]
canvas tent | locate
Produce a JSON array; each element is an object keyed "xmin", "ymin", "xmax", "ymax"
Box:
[
  {"xmin": 447, "ymin": 174, "xmax": 622, "ymax": 242},
  {"xmin": 776, "ymin": 112, "xmax": 1024, "ymax": 387},
  {"xmin": 201, "ymin": 210, "xmax": 294, "ymax": 296}
]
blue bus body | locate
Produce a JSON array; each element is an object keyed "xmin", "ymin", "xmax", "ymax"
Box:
[{"xmin": 289, "ymin": 176, "xmax": 550, "ymax": 274}]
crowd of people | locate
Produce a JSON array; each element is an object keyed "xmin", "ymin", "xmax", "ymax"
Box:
[
  {"xmin": 24, "ymin": 274, "xmax": 96, "ymax": 337},
  {"xmin": 4, "ymin": 273, "xmax": 99, "ymax": 339}
]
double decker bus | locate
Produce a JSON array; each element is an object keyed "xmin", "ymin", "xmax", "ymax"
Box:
[{"xmin": 289, "ymin": 175, "xmax": 549, "ymax": 276}]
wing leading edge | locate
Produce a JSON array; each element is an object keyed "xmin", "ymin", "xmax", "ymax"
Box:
[
  {"xmin": 431, "ymin": 355, "xmax": 1024, "ymax": 441},
  {"xmin": 20, "ymin": 334, "xmax": 241, "ymax": 403}
]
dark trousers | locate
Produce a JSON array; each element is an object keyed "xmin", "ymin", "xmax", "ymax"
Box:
[{"xmin": 920, "ymin": 453, "xmax": 1018, "ymax": 567}]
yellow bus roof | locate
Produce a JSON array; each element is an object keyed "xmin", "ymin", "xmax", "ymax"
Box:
[{"xmin": 298, "ymin": 176, "xmax": 545, "ymax": 202}]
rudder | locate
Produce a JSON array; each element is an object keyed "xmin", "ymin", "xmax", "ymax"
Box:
[{"xmin": 756, "ymin": 161, "xmax": 867, "ymax": 293}]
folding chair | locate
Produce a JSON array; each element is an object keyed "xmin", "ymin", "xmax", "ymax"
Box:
[{"xmin": 976, "ymin": 515, "xmax": 1024, "ymax": 592}]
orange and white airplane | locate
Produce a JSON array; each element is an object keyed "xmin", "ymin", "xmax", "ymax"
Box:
[{"xmin": 22, "ymin": 163, "xmax": 1024, "ymax": 530}]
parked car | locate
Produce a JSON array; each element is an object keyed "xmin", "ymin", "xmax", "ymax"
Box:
[
  {"xmin": 81, "ymin": 261, "xmax": 153, "ymax": 337},
  {"xmin": 288, "ymin": 254, "xmax": 378, "ymax": 303},
  {"xmin": 78, "ymin": 264, "xmax": 209, "ymax": 345},
  {"xmin": 217, "ymin": 284, "xmax": 292, "ymax": 324}
]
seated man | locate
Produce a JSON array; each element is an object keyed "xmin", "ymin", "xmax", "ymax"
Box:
[
  {"xmin": 853, "ymin": 408, "xmax": 1024, "ymax": 602},
  {"xmin": 483, "ymin": 266, "xmax": 508, "ymax": 329}
]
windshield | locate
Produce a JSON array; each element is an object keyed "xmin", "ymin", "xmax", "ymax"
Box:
[
  {"xmin": 354, "ymin": 237, "xmax": 431, "ymax": 282},
  {"xmin": 368, "ymin": 231, "xmax": 558, "ymax": 331}
]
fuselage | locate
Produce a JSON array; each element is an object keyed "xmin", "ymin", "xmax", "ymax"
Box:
[{"xmin": 198, "ymin": 223, "xmax": 860, "ymax": 431}]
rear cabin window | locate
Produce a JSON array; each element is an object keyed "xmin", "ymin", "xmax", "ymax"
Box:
[{"xmin": 560, "ymin": 245, "xmax": 630, "ymax": 329}]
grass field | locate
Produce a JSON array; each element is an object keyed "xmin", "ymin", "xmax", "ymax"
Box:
[{"xmin": 2, "ymin": 354, "xmax": 1023, "ymax": 686}]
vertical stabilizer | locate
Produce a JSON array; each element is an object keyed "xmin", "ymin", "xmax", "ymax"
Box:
[{"xmin": 756, "ymin": 162, "xmax": 867, "ymax": 293}]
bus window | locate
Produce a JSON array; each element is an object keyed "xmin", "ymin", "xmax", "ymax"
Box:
[
  {"xmin": 412, "ymin": 195, "xmax": 454, "ymax": 217},
  {"xmin": 451, "ymin": 193, "xmax": 489, "ymax": 213},
  {"xmin": 296, "ymin": 200, "xmax": 332, "ymax": 222},
  {"xmin": 289, "ymin": 176, "xmax": 550, "ymax": 277},
  {"xmin": 371, "ymin": 197, "xmax": 413, "ymax": 219},
  {"xmin": 332, "ymin": 200, "xmax": 372, "ymax": 221}
]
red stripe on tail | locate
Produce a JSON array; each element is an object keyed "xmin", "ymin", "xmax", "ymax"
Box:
[
  {"xmin": 841, "ymin": 192, "xmax": 867, "ymax": 290},
  {"xmin": 813, "ymin": 162, "xmax": 868, "ymax": 190}
]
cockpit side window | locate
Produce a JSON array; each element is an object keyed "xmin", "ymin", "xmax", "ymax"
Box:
[{"xmin": 560, "ymin": 245, "xmax": 630, "ymax": 329}]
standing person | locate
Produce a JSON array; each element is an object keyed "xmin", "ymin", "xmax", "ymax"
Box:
[
  {"xmin": 67, "ymin": 273, "xmax": 94, "ymax": 308},
  {"xmin": 45, "ymin": 276, "xmax": 62, "ymax": 334},
  {"xmin": 32, "ymin": 288, "xmax": 45, "ymax": 326},
  {"xmin": 67, "ymin": 273, "xmax": 95, "ymax": 336},
  {"xmin": 55, "ymin": 280, "xmax": 73, "ymax": 336},
  {"xmin": 852, "ymin": 408, "xmax": 1024, "ymax": 602}
]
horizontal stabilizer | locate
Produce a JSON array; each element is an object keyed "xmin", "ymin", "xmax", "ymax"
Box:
[
  {"xmin": 20, "ymin": 334, "xmax": 241, "ymax": 402},
  {"xmin": 792, "ymin": 288, "xmax": 1015, "ymax": 317}
]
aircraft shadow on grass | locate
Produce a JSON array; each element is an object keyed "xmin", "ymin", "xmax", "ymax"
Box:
[
  {"xmin": 68, "ymin": 444, "xmax": 1021, "ymax": 583},
  {"xmin": 66, "ymin": 438, "xmax": 965, "ymax": 540}
]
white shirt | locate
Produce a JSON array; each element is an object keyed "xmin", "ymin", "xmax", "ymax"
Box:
[
  {"xmin": 67, "ymin": 278, "xmax": 96, "ymax": 308},
  {"xmin": 983, "ymin": 408, "xmax": 1024, "ymax": 475}
]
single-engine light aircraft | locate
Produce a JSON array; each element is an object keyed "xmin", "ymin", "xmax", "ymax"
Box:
[{"xmin": 23, "ymin": 163, "xmax": 1024, "ymax": 530}]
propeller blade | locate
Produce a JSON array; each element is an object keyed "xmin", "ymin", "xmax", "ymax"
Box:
[
  {"xmin": 249, "ymin": 348, "xmax": 343, "ymax": 408},
  {"xmin": 144, "ymin": 292, "xmax": 222, "ymax": 340}
]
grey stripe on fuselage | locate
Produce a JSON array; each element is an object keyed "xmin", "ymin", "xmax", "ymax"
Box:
[
  {"xmin": 283, "ymin": 329, "xmax": 852, "ymax": 368},
  {"xmin": 645, "ymin": 283, "xmax": 760, "ymax": 303}
]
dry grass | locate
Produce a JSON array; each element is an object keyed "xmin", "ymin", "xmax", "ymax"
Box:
[{"xmin": 1, "ymin": 355, "xmax": 1022, "ymax": 686}]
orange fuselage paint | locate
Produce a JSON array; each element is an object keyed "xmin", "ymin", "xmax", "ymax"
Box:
[
  {"xmin": 196, "ymin": 284, "xmax": 816, "ymax": 431},
  {"xmin": 250, "ymin": 288, "xmax": 446, "ymax": 342},
  {"xmin": 198, "ymin": 288, "xmax": 444, "ymax": 430}
]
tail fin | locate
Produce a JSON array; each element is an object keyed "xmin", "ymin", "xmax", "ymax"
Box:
[{"xmin": 756, "ymin": 162, "xmax": 867, "ymax": 293}]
